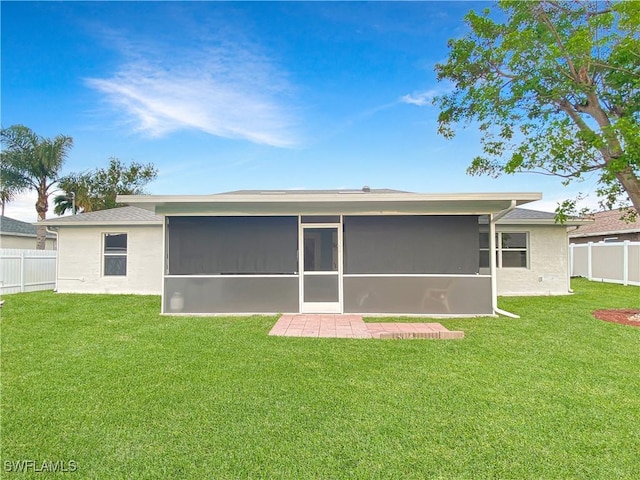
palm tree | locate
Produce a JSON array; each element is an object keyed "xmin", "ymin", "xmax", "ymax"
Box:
[
  {"xmin": 1, "ymin": 125, "xmax": 73, "ymax": 249},
  {"xmin": 0, "ymin": 184, "xmax": 19, "ymax": 216},
  {"xmin": 53, "ymin": 172, "xmax": 94, "ymax": 215}
]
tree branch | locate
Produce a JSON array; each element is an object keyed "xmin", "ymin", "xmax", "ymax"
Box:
[
  {"xmin": 488, "ymin": 61, "xmax": 518, "ymax": 80},
  {"xmin": 534, "ymin": 4, "xmax": 580, "ymax": 81}
]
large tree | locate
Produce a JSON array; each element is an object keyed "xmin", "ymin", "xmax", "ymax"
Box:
[
  {"xmin": 434, "ymin": 0, "xmax": 640, "ymax": 219},
  {"xmin": 53, "ymin": 157, "xmax": 158, "ymax": 215},
  {"xmin": 1, "ymin": 125, "xmax": 73, "ymax": 248}
]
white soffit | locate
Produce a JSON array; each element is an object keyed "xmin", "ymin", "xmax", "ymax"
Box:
[{"xmin": 117, "ymin": 192, "xmax": 542, "ymax": 216}]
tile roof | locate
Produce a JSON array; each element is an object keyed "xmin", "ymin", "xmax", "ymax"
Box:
[
  {"xmin": 0, "ymin": 216, "xmax": 55, "ymax": 237},
  {"xmin": 569, "ymin": 209, "xmax": 640, "ymax": 238},
  {"xmin": 39, "ymin": 206, "xmax": 162, "ymax": 225}
]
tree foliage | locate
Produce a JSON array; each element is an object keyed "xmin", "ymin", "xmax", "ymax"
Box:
[
  {"xmin": 1, "ymin": 124, "xmax": 73, "ymax": 248},
  {"xmin": 0, "ymin": 183, "xmax": 20, "ymax": 217},
  {"xmin": 53, "ymin": 158, "xmax": 158, "ymax": 215},
  {"xmin": 434, "ymin": 0, "xmax": 640, "ymax": 219}
]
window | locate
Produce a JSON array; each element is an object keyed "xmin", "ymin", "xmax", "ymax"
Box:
[
  {"xmin": 478, "ymin": 216, "xmax": 490, "ymax": 272},
  {"xmin": 104, "ymin": 233, "xmax": 127, "ymax": 276},
  {"xmin": 496, "ymin": 232, "xmax": 528, "ymax": 268}
]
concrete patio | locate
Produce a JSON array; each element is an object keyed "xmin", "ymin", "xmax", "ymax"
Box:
[{"xmin": 269, "ymin": 314, "xmax": 464, "ymax": 339}]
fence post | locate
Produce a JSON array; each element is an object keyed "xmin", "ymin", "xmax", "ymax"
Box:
[
  {"xmin": 623, "ymin": 241, "xmax": 629, "ymax": 286},
  {"xmin": 587, "ymin": 242, "xmax": 593, "ymax": 281},
  {"xmin": 20, "ymin": 250, "xmax": 26, "ymax": 293},
  {"xmin": 569, "ymin": 243, "xmax": 574, "ymax": 277}
]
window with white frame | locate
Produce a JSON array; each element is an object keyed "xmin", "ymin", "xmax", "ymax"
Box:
[
  {"xmin": 496, "ymin": 232, "xmax": 529, "ymax": 268},
  {"xmin": 104, "ymin": 233, "xmax": 127, "ymax": 276}
]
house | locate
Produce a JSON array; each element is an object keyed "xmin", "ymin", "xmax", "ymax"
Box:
[
  {"xmin": 0, "ymin": 215, "xmax": 56, "ymax": 250},
  {"xmin": 40, "ymin": 207, "xmax": 163, "ymax": 294},
  {"xmin": 569, "ymin": 209, "xmax": 640, "ymax": 244},
  {"xmin": 41, "ymin": 189, "xmax": 587, "ymax": 316}
]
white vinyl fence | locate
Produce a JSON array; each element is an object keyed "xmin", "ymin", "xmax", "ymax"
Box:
[
  {"xmin": 570, "ymin": 241, "xmax": 640, "ymax": 287},
  {"xmin": 0, "ymin": 249, "xmax": 57, "ymax": 294}
]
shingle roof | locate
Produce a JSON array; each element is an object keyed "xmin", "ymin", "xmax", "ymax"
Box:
[
  {"xmin": 502, "ymin": 208, "xmax": 557, "ymax": 220},
  {"xmin": 569, "ymin": 209, "xmax": 640, "ymax": 238},
  {"xmin": 39, "ymin": 204, "xmax": 565, "ymax": 227},
  {"xmin": 39, "ymin": 206, "xmax": 162, "ymax": 226},
  {"xmin": 0, "ymin": 216, "xmax": 55, "ymax": 237}
]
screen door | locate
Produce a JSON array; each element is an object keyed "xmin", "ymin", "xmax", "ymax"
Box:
[{"xmin": 300, "ymin": 225, "xmax": 342, "ymax": 313}]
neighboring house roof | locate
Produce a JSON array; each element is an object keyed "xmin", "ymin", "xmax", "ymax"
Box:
[
  {"xmin": 0, "ymin": 216, "xmax": 55, "ymax": 238},
  {"xmin": 569, "ymin": 209, "xmax": 640, "ymax": 238},
  {"xmin": 38, "ymin": 206, "xmax": 163, "ymax": 227}
]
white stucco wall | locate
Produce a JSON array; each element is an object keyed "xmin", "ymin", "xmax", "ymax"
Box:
[
  {"xmin": 0, "ymin": 234, "xmax": 56, "ymax": 250},
  {"xmin": 496, "ymin": 224, "xmax": 570, "ymax": 296},
  {"xmin": 53, "ymin": 221, "xmax": 571, "ymax": 298},
  {"xmin": 56, "ymin": 225, "xmax": 163, "ymax": 294}
]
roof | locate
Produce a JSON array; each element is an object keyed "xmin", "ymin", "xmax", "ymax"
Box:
[
  {"xmin": 38, "ymin": 206, "xmax": 163, "ymax": 226},
  {"xmin": 497, "ymin": 207, "xmax": 588, "ymax": 226},
  {"xmin": 118, "ymin": 189, "xmax": 542, "ymax": 216},
  {"xmin": 502, "ymin": 208, "xmax": 556, "ymax": 220},
  {"xmin": 0, "ymin": 216, "xmax": 56, "ymax": 238},
  {"xmin": 569, "ymin": 209, "xmax": 640, "ymax": 238},
  {"xmin": 35, "ymin": 204, "xmax": 583, "ymax": 228},
  {"xmin": 222, "ymin": 188, "xmax": 408, "ymax": 195}
]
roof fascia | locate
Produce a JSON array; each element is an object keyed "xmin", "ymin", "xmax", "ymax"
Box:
[
  {"xmin": 118, "ymin": 192, "xmax": 542, "ymax": 216},
  {"xmin": 0, "ymin": 232, "xmax": 37, "ymax": 238},
  {"xmin": 37, "ymin": 220, "xmax": 163, "ymax": 227}
]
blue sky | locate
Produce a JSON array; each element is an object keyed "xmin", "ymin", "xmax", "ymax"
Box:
[{"xmin": 2, "ymin": 1, "xmax": 600, "ymax": 221}]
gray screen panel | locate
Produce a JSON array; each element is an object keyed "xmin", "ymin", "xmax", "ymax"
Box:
[
  {"xmin": 168, "ymin": 216, "xmax": 298, "ymax": 275},
  {"xmin": 344, "ymin": 276, "xmax": 492, "ymax": 315},
  {"xmin": 343, "ymin": 215, "xmax": 480, "ymax": 274},
  {"xmin": 165, "ymin": 276, "xmax": 299, "ymax": 314},
  {"xmin": 303, "ymin": 275, "xmax": 339, "ymax": 302},
  {"xmin": 301, "ymin": 216, "xmax": 340, "ymax": 223}
]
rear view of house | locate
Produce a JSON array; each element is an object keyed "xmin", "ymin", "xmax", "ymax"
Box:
[{"xmin": 42, "ymin": 189, "xmax": 586, "ymax": 316}]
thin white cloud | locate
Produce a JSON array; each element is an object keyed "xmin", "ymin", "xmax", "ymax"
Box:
[
  {"xmin": 400, "ymin": 89, "xmax": 440, "ymax": 107},
  {"xmin": 86, "ymin": 36, "xmax": 299, "ymax": 148}
]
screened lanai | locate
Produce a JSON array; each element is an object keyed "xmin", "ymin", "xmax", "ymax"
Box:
[{"xmin": 118, "ymin": 190, "xmax": 541, "ymax": 315}]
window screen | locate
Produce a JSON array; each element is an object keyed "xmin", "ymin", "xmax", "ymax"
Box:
[
  {"xmin": 104, "ymin": 233, "xmax": 127, "ymax": 276},
  {"xmin": 167, "ymin": 216, "xmax": 298, "ymax": 275},
  {"xmin": 343, "ymin": 215, "xmax": 480, "ymax": 274}
]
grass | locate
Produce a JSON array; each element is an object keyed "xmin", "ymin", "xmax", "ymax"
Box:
[{"xmin": 1, "ymin": 278, "xmax": 639, "ymax": 479}]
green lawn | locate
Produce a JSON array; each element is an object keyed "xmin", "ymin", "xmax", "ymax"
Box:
[{"xmin": 2, "ymin": 279, "xmax": 639, "ymax": 479}]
